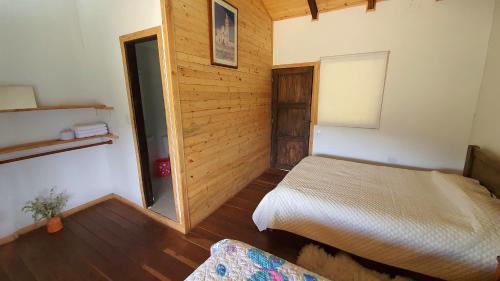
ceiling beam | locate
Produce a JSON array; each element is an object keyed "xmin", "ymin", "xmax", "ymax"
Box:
[
  {"xmin": 367, "ymin": 0, "xmax": 376, "ymax": 11},
  {"xmin": 307, "ymin": 0, "xmax": 318, "ymax": 20}
]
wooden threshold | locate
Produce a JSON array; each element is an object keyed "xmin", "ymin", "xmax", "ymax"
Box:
[{"xmin": 113, "ymin": 194, "xmax": 185, "ymax": 234}]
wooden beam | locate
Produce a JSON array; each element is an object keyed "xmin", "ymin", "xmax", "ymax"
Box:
[
  {"xmin": 307, "ymin": 0, "xmax": 318, "ymax": 20},
  {"xmin": 367, "ymin": 0, "xmax": 376, "ymax": 11}
]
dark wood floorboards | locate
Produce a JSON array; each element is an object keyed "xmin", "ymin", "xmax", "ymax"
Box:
[{"xmin": 0, "ymin": 169, "xmax": 436, "ymax": 281}]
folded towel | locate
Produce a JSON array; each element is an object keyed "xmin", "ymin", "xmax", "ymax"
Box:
[
  {"xmin": 76, "ymin": 133, "xmax": 108, "ymax": 139},
  {"xmin": 74, "ymin": 123, "xmax": 107, "ymax": 132},
  {"xmin": 75, "ymin": 128, "xmax": 109, "ymax": 139},
  {"xmin": 75, "ymin": 127, "xmax": 107, "ymax": 134},
  {"xmin": 75, "ymin": 128, "xmax": 108, "ymax": 134},
  {"xmin": 74, "ymin": 127, "xmax": 107, "ymax": 134},
  {"xmin": 75, "ymin": 127, "xmax": 109, "ymax": 135},
  {"xmin": 75, "ymin": 127, "xmax": 108, "ymax": 134}
]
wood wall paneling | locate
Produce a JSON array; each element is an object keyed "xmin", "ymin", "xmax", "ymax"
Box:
[
  {"xmin": 164, "ymin": 0, "xmax": 273, "ymax": 228},
  {"xmin": 161, "ymin": 0, "xmax": 191, "ymax": 232}
]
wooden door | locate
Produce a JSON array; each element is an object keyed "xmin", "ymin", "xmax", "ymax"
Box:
[{"xmin": 271, "ymin": 67, "xmax": 314, "ymax": 170}]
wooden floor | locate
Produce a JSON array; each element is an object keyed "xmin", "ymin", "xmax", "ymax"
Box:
[{"xmin": 0, "ymin": 170, "xmax": 435, "ymax": 281}]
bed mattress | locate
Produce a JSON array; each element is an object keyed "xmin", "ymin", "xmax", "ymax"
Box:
[{"xmin": 253, "ymin": 156, "xmax": 500, "ymax": 281}]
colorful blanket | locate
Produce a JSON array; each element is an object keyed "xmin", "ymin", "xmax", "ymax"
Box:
[{"xmin": 185, "ymin": 239, "xmax": 329, "ymax": 281}]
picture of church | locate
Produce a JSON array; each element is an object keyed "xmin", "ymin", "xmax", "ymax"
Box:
[{"xmin": 210, "ymin": 0, "xmax": 238, "ymax": 68}]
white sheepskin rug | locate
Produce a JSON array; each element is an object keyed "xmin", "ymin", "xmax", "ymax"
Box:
[{"xmin": 297, "ymin": 244, "xmax": 413, "ymax": 281}]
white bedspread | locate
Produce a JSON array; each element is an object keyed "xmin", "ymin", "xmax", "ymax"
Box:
[{"xmin": 253, "ymin": 156, "xmax": 500, "ymax": 281}]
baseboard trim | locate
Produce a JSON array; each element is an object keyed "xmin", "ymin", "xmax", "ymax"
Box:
[
  {"xmin": 1, "ymin": 194, "xmax": 115, "ymax": 245},
  {"xmin": 64, "ymin": 194, "xmax": 115, "ymax": 218},
  {"xmin": 14, "ymin": 194, "xmax": 116, "ymax": 237},
  {"xmin": 0, "ymin": 193, "xmax": 186, "ymax": 246},
  {"xmin": 0, "ymin": 233, "xmax": 18, "ymax": 246}
]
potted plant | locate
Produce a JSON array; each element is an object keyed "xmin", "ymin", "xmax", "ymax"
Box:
[{"xmin": 22, "ymin": 188, "xmax": 69, "ymax": 234}]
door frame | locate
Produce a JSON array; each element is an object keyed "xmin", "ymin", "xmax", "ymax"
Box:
[
  {"xmin": 119, "ymin": 26, "xmax": 187, "ymax": 233},
  {"xmin": 272, "ymin": 62, "xmax": 320, "ymax": 156}
]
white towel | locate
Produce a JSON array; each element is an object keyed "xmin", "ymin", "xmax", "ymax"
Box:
[
  {"xmin": 76, "ymin": 132, "xmax": 108, "ymax": 139},
  {"xmin": 76, "ymin": 128, "xmax": 108, "ymax": 134},
  {"xmin": 74, "ymin": 127, "xmax": 107, "ymax": 134},
  {"xmin": 75, "ymin": 128, "xmax": 108, "ymax": 138},
  {"xmin": 74, "ymin": 123, "xmax": 107, "ymax": 133},
  {"xmin": 75, "ymin": 127, "xmax": 108, "ymax": 135}
]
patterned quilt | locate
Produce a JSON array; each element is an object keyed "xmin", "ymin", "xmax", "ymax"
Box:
[{"xmin": 185, "ymin": 239, "xmax": 329, "ymax": 281}]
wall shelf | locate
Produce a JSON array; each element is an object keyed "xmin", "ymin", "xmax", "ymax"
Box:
[
  {"xmin": 0, "ymin": 104, "xmax": 115, "ymax": 163},
  {"xmin": 0, "ymin": 104, "xmax": 114, "ymax": 113},
  {"xmin": 0, "ymin": 134, "xmax": 118, "ymax": 155}
]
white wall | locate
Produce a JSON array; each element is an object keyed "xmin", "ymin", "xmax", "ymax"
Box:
[
  {"xmin": 0, "ymin": 166, "xmax": 16, "ymax": 238},
  {"xmin": 0, "ymin": 0, "xmax": 113, "ymax": 236},
  {"xmin": 470, "ymin": 0, "xmax": 500, "ymax": 155},
  {"xmin": 75, "ymin": 0, "xmax": 162, "ymax": 206},
  {"xmin": 0, "ymin": 0, "xmax": 161, "ymax": 236},
  {"xmin": 0, "ymin": 0, "xmax": 87, "ymax": 104},
  {"xmin": 274, "ymin": 0, "xmax": 495, "ymax": 170}
]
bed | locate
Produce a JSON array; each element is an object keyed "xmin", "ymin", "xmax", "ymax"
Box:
[
  {"xmin": 253, "ymin": 146, "xmax": 500, "ymax": 281},
  {"xmin": 185, "ymin": 239, "xmax": 329, "ymax": 281}
]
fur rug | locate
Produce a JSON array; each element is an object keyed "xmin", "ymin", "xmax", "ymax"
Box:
[{"xmin": 297, "ymin": 244, "xmax": 413, "ymax": 281}]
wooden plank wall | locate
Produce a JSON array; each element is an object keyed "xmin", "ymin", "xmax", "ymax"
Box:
[{"xmin": 169, "ymin": 0, "xmax": 273, "ymax": 227}]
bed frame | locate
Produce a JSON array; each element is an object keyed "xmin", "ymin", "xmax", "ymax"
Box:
[
  {"xmin": 497, "ymin": 256, "xmax": 500, "ymax": 281},
  {"xmin": 463, "ymin": 145, "xmax": 500, "ymax": 197},
  {"xmin": 463, "ymin": 145, "xmax": 500, "ymax": 281}
]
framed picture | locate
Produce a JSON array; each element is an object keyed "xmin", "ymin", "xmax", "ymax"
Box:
[{"xmin": 209, "ymin": 0, "xmax": 238, "ymax": 68}]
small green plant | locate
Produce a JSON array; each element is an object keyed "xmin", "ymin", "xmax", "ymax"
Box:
[{"xmin": 22, "ymin": 188, "xmax": 69, "ymax": 221}]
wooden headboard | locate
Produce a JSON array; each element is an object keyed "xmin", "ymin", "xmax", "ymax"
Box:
[
  {"xmin": 463, "ymin": 145, "xmax": 500, "ymax": 198},
  {"xmin": 497, "ymin": 256, "xmax": 500, "ymax": 281},
  {"xmin": 464, "ymin": 146, "xmax": 500, "ymax": 279}
]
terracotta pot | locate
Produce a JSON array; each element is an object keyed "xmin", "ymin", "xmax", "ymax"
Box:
[{"xmin": 46, "ymin": 216, "xmax": 63, "ymax": 234}]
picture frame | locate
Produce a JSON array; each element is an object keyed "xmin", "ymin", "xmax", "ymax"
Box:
[{"xmin": 209, "ymin": 0, "xmax": 238, "ymax": 69}]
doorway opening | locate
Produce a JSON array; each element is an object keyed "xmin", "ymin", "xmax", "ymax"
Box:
[{"xmin": 120, "ymin": 28, "xmax": 177, "ymax": 221}]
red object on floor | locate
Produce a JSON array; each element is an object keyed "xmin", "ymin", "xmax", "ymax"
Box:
[{"xmin": 155, "ymin": 158, "xmax": 171, "ymax": 177}]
